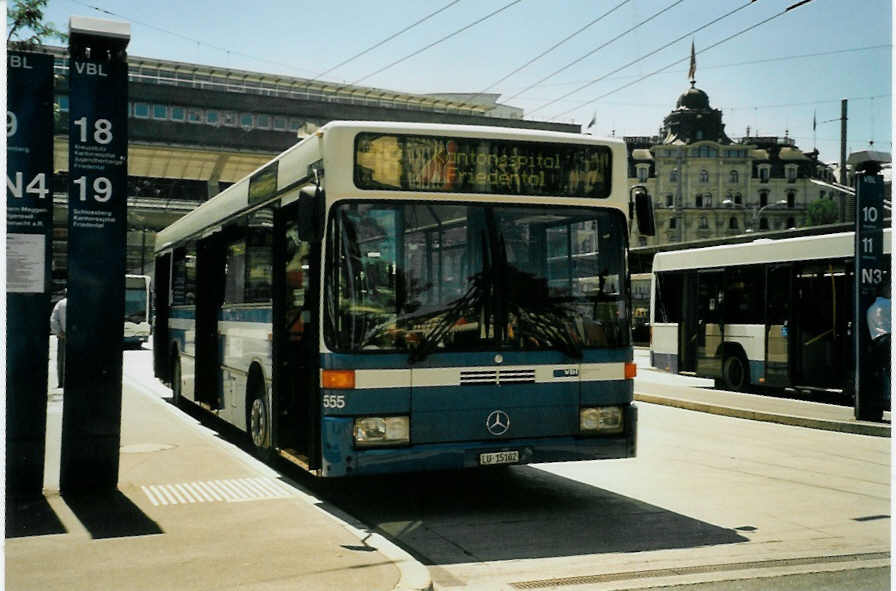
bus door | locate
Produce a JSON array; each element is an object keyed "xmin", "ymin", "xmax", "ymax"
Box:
[
  {"xmin": 792, "ymin": 261, "xmax": 848, "ymax": 389},
  {"xmin": 195, "ymin": 233, "xmax": 225, "ymax": 409},
  {"xmin": 695, "ymin": 269, "xmax": 724, "ymax": 378},
  {"xmin": 678, "ymin": 271, "xmax": 698, "ymax": 373},
  {"xmin": 272, "ymin": 201, "xmax": 320, "ymax": 466},
  {"xmin": 153, "ymin": 253, "xmax": 171, "ymax": 381},
  {"xmin": 765, "ymin": 264, "xmax": 792, "ymax": 387}
]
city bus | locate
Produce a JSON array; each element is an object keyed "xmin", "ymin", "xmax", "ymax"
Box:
[
  {"xmin": 153, "ymin": 121, "xmax": 654, "ymax": 477},
  {"xmin": 124, "ymin": 274, "xmax": 152, "ymax": 348},
  {"xmin": 650, "ymin": 229, "xmax": 891, "ymax": 395}
]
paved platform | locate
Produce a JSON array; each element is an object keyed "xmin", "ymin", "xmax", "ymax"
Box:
[
  {"xmin": 634, "ymin": 353, "xmax": 891, "ymax": 438},
  {"xmin": 5, "ymin": 339, "xmax": 431, "ymax": 591}
]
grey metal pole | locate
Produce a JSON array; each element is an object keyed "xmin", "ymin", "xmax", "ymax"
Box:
[{"xmin": 840, "ymin": 99, "xmax": 848, "ymax": 220}]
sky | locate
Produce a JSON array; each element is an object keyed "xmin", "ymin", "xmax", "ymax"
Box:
[{"xmin": 33, "ymin": 0, "xmax": 893, "ymax": 165}]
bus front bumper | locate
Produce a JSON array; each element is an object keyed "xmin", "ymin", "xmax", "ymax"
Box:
[{"xmin": 320, "ymin": 405, "xmax": 637, "ymax": 477}]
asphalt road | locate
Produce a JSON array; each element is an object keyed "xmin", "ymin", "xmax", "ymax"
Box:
[{"xmin": 121, "ymin": 347, "xmax": 890, "ymax": 591}]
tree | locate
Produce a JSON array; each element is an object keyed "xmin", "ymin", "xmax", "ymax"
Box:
[
  {"xmin": 7, "ymin": 0, "xmax": 67, "ymax": 50},
  {"xmin": 806, "ymin": 198, "xmax": 840, "ymax": 226}
]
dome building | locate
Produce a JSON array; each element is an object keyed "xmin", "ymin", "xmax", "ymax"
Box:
[{"xmin": 627, "ymin": 79, "xmax": 832, "ymax": 247}]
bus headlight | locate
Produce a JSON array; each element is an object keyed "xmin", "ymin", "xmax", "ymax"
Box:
[
  {"xmin": 353, "ymin": 416, "xmax": 410, "ymax": 447},
  {"xmin": 580, "ymin": 406, "xmax": 624, "ymax": 434}
]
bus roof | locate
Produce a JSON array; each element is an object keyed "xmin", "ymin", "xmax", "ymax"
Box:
[
  {"xmin": 652, "ymin": 228, "xmax": 892, "ymax": 272},
  {"xmin": 154, "ymin": 120, "xmax": 627, "ymax": 254}
]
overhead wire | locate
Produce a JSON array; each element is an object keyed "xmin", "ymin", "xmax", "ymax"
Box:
[
  {"xmin": 349, "ymin": 0, "xmax": 524, "ymax": 86},
  {"xmin": 527, "ymin": 0, "xmax": 756, "ymax": 116},
  {"xmin": 63, "ymin": 0, "xmax": 320, "ymax": 76},
  {"xmin": 520, "ymin": 45, "xmax": 891, "ymax": 90},
  {"xmin": 546, "ymin": 0, "xmax": 821, "ymax": 120},
  {"xmin": 503, "ymin": 0, "xmax": 686, "ymax": 104},
  {"xmin": 474, "ymin": 0, "xmax": 632, "ymax": 97},
  {"xmin": 312, "ymin": 0, "xmax": 460, "ymax": 81}
]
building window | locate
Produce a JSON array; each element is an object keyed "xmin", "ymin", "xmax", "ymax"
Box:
[
  {"xmin": 636, "ymin": 164, "xmax": 649, "ymax": 182},
  {"xmin": 729, "ymin": 170, "xmax": 738, "ymax": 184},
  {"xmin": 187, "ymin": 109, "xmax": 203, "ymax": 123},
  {"xmin": 133, "ymin": 102, "xmax": 149, "ymax": 118},
  {"xmin": 699, "ymin": 169, "xmax": 709, "ymax": 183},
  {"xmin": 759, "ymin": 165, "xmax": 771, "ymax": 183},
  {"xmin": 729, "ymin": 217, "xmax": 738, "ymax": 230},
  {"xmin": 206, "ymin": 110, "xmax": 220, "ymax": 125},
  {"xmin": 273, "ymin": 116, "xmax": 287, "ymax": 131},
  {"xmin": 670, "ymin": 169, "xmax": 679, "ymax": 182},
  {"xmin": 759, "ymin": 191, "xmax": 769, "ymax": 207},
  {"xmin": 170, "ymin": 106, "xmax": 185, "ymax": 121},
  {"xmin": 785, "ymin": 165, "xmax": 798, "ymax": 183},
  {"xmin": 786, "ymin": 216, "xmax": 796, "ymax": 228},
  {"xmin": 665, "ymin": 194, "xmax": 674, "ymax": 207},
  {"xmin": 787, "ymin": 191, "xmax": 796, "ymax": 207},
  {"xmin": 703, "ymin": 193, "xmax": 712, "ymax": 208},
  {"xmin": 222, "ymin": 111, "xmax": 237, "ymax": 127},
  {"xmin": 669, "ymin": 218, "xmax": 677, "ymax": 229},
  {"xmin": 256, "ymin": 114, "xmax": 271, "ymax": 129},
  {"xmin": 240, "ymin": 113, "xmax": 254, "ymax": 128},
  {"xmin": 152, "ymin": 104, "xmax": 168, "ymax": 119},
  {"xmin": 56, "ymin": 95, "xmax": 69, "ymax": 112},
  {"xmin": 289, "ymin": 118, "xmax": 303, "ymax": 131},
  {"xmin": 734, "ymin": 193, "xmax": 743, "ymax": 205},
  {"xmin": 699, "ymin": 216, "xmax": 709, "ymax": 229},
  {"xmin": 759, "ymin": 218, "xmax": 769, "ymax": 230}
]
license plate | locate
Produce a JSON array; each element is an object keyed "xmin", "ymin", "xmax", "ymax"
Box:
[{"xmin": 479, "ymin": 451, "xmax": 519, "ymax": 466}]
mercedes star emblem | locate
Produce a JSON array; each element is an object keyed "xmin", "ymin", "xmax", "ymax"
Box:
[{"xmin": 486, "ymin": 410, "xmax": 510, "ymax": 436}]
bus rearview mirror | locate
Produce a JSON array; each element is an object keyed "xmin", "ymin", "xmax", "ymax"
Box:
[
  {"xmin": 633, "ymin": 189, "xmax": 656, "ymax": 236},
  {"xmin": 297, "ymin": 185, "xmax": 324, "ymax": 242}
]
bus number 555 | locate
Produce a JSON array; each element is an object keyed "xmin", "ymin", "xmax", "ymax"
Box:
[{"xmin": 323, "ymin": 395, "xmax": 346, "ymax": 409}]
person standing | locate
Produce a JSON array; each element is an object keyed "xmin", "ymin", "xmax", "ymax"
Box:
[
  {"xmin": 866, "ymin": 282, "xmax": 891, "ymax": 407},
  {"xmin": 50, "ymin": 291, "xmax": 67, "ymax": 388}
]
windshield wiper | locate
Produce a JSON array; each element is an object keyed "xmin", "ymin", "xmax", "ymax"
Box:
[{"xmin": 407, "ymin": 276, "xmax": 485, "ymax": 364}]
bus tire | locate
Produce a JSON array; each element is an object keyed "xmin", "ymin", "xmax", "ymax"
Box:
[
  {"xmin": 247, "ymin": 375, "xmax": 272, "ymax": 462},
  {"xmin": 722, "ymin": 353, "xmax": 748, "ymax": 391},
  {"xmin": 171, "ymin": 354, "xmax": 183, "ymax": 407}
]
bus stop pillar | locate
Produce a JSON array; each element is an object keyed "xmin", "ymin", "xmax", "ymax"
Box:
[
  {"xmin": 851, "ymin": 151, "xmax": 890, "ymax": 422},
  {"xmin": 59, "ymin": 16, "xmax": 130, "ymax": 494},
  {"xmin": 6, "ymin": 51, "xmax": 55, "ymax": 499}
]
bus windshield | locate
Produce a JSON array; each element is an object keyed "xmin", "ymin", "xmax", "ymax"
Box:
[{"xmin": 325, "ymin": 202, "xmax": 628, "ymax": 358}]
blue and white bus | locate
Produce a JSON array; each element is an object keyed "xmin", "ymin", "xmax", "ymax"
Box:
[
  {"xmin": 153, "ymin": 121, "xmax": 653, "ymax": 477},
  {"xmin": 650, "ymin": 229, "xmax": 891, "ymax": 395}
]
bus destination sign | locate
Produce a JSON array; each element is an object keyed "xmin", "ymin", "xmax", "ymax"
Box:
[{"xmin": 354, "ymin": 133, "xmax": 612, "ymax": 198}]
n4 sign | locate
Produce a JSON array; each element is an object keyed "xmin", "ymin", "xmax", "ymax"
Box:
[{"xmin": 7, "ymin": 172, "xmax": 49, "ymax": 199}]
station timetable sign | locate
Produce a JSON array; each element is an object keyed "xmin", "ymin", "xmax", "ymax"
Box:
[
  {"xmin": 60, "ymin": 17, "xmax": 130, "ymax": 493},
  {"xmin": 6, "ymin": 51, "xmax": 54, "ymax": 498}
]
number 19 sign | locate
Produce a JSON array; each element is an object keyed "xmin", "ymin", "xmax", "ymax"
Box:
[{"xmin": 60, "ymin": 16, "xmax": 130, "ymax": 494}]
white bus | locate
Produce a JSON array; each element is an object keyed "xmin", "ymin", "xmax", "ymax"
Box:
[
  {"xmin": 153, "ymin": 121, "xmax": 654, "ymax": 477},
  {"xmin": 124, "ymin": 274, "xmax": 152, "ymax": 348},
  {"xmin": 650, "ymin": 229, "xmax": 891, "ymax": 395}
]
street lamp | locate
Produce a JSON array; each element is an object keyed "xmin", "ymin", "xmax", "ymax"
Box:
[{"xmin": 750, "ymin": 199, "xmax": 787, "ymax": 232}]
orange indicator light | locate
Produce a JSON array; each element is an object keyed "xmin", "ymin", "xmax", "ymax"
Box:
[{"xmin": 322, "ymin": 369, "xmax": 355, "ymax": 389}]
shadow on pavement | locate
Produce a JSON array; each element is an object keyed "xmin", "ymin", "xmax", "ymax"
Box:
[
  {"xmin": 304, "ymin": 466, "xmax": 748, "ymax": 564},
  {"xmin": 6, "ymin": 495, "xmax": 67, "ymax": 539},
  {"xmin": 63, "ymin": 490, "xmax": 163, "ymax": 539}
]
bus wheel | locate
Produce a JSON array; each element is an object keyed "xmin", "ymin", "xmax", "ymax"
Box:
[
  {"xmin": 722, "ymin": 354, "xmax": 748, "ymax": 391},
  {"xmin": 248, "ymin": 381, "xmax": 272, "ymax": 461},
  {"xmin": 171, "ymin": 355, "xmax": 183, "ymax": 407}
]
